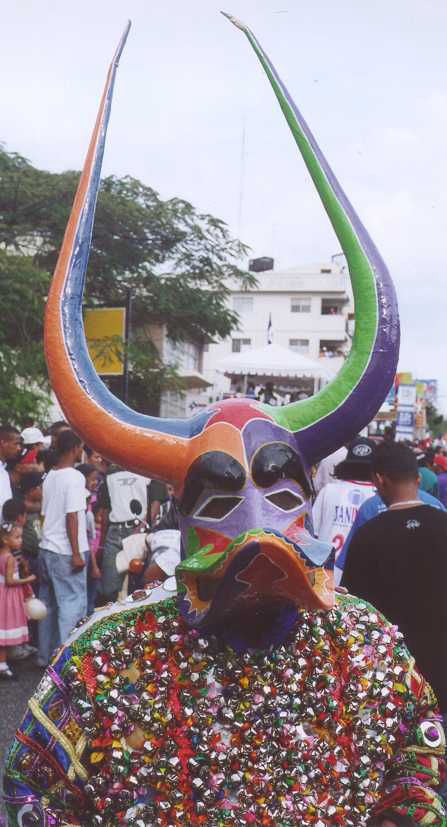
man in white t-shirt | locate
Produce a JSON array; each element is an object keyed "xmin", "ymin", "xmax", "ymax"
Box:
[
  {"xmin": 313, "ymin": 437, "xmax": 376, "ymax": 562},
  {"xmin": 313, "ymin": 445, "xmax": 348, "ymax": 494},
  {"xmin": 0, "ymin": 425, "xmax": 21, "ymax": 519},
  {"xmin": 37, "ymin": 430, "xmax": 89, "ymax": 666},
  {"xmin": 97, "ymin": 467, "xmax": 151, "ymax": 602}
]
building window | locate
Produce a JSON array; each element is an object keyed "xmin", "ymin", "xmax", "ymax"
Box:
[
  {"xmin": 233, "ymin": 295, "xmax": 254, "ymax": 313},
  {"xmin": 291, "ymin": 297, "xmax": 311, "ymax": 313},
  {"xmin": 160, "ymin": 391, "xmax": 187, "ymax": 419},
  {"xmin": 289, "ymin": 338, "xmax": 309, "ymax": 354},
  {"xmin": 232, "ymin": 338, "xmax": 251, "ymax": 353},
  {"xmin": 321, "ymin": 298, "xmax": 344, "ymax": 315},
  {"xmin": 320, "ymin": 339, "xmax": 345, "ymax": 358},
  {"xmin": 165, "ymin": 338, "xmax": 200, "ymax": 371}
]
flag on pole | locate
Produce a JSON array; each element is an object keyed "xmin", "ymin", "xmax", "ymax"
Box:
[{"xmin": 267, "ymin": 313, "xmax": 273, "ymax": 344}]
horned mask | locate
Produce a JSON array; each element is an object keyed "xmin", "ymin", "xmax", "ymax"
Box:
[{"xmin": 45, "ymin": 16, "xmax": 399, "ymax": 638}]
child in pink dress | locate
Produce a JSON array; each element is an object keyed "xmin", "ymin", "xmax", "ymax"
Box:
[{"xmin": 0, "ymin": 522, "xmax": 36, "ymax": 679}]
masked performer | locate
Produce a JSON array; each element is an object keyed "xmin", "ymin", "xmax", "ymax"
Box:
[{"xmin": 4, "ymin": 15, "xmax": 446, "ymax": 827}]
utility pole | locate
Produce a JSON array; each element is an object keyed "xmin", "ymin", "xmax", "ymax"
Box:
[{"xmin": 122, "ymin": 288, "xmax": 132, "ymax": 405}]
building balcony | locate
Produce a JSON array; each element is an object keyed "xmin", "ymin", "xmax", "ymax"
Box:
[
  {"xmin": 177, "ymin": 368, "xmax": 212, "ymax": 390},
  {"xmin": 315, "ymin": 313, "xmax": 347, "ymax": 334}
]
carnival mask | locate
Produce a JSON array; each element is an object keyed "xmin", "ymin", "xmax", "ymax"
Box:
[{"xmin": 44, "ymin": 16, "xmax": 399, "ymax": 633}]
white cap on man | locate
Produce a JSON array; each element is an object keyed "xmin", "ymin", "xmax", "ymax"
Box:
[{"xmin": 21, "ymin": 427, "xmax": 51, "ymax": 448}]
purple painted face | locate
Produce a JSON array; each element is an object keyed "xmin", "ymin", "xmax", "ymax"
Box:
[
  {"xmin": 178, "ymin": 420, "xmax": 314, "ymax": 553},
  {"xmin": 176, "ymin": 416, "xmax": 335, "ymax": 634}
]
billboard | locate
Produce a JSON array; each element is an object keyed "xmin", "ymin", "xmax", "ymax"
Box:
[
  {"xmin": 395, "ymin": 381, "xmax": 416, "ymax": 442},
  {"xmin": 416, "ymin": 379, "xmax": 438, "ymax": 406},
  {"xmin": 396, "ymin": 408, "xmax": 415, "ymax": 429},
  {"xmin": 397, "ymin": 384, "xmax": 417, "ymax": 406},
  {"xmin": 84, "ymin": 307, "xmax": 126, "ymax": 376},
  {"xmin": 395, "ymin": 372, "xmax": 413, "ymax": 387}
]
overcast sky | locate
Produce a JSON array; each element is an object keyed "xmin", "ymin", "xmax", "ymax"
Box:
[{"xmin": 3, "ymin": 1, "xmax": 447, "ymax": 411}]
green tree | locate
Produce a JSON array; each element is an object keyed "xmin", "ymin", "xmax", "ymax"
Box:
[
  {"xmin": 0, "ymin": 147, "xmax": 254, "ymax": 420},
  {"xmin": 0, "ymin": 250, "xmax": 51, "ymax": 421},
  {"xmin": 426, "ymin": 403, "xmax": 447, "ymax": 439}
]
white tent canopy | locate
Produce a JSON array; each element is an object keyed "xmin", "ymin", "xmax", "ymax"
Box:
[{"xmin": 217, "ymin": 343, "xmax": 336, "ymax": 386}]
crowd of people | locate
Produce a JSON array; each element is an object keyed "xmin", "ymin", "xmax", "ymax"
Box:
[{"xmin": 0, "ymin": 421, "xmax": 180, "ymax": 680}]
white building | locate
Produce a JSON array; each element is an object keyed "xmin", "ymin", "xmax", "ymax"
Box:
[
  {"xmin": 148, "ymin": 323, "xmax": 211, "ymax": 418},
  {"xmin": 202, "ymin": 257, "xmax": 353, "ymax": 400},
  {"xmin": 48, "ymin": 258, "xmax": 353, "ymax": 423}
]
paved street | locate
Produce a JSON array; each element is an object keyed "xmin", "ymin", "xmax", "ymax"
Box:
[{"xmin": 0, "ymin": 661, "xmax": 45, "ymax": 823}]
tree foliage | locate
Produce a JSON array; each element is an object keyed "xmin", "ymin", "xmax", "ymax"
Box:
[
  {"xmin": 426, "ymin": 403, "xmax": 447, "ymax": 439},
  {"xmin": 0, "ymin": 146, "xmax": 254, "ymax": 420},
  {"xmin": 0, "ymin": 249, "xmax": 51, "ymax": 421}
]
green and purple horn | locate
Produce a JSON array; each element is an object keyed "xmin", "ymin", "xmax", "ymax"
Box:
[{"xmin": 222, "ymin": 13, "xmax": 399, "ymax": 465}]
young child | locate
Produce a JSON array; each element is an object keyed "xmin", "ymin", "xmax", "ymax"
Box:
[
  {"xmin": 2, "ymin": 497, "xmax": 26, "ymax": 529},
  {"xmin": 0, "ymin": 522, "xmax": 36, "ymax": 679},
  {"xmin": 2, "ymin": 496, "xmax": 38, "ymax": 660}
]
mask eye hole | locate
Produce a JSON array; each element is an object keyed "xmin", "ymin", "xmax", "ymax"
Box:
[
  {"xmin": 265, "ymin": 489, "xmax": 304, "ymax": 512},
  {"xmin": 195, "ymin": 495, "xmax": 243, "ymax": 521}
]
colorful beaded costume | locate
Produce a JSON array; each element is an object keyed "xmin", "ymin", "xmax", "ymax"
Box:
[
  {"xmin": 4, "ymin": 589, "xmax": 447, "ymax": 825},
  {"xmin": 4, "ymin": 13, "xmax": 446, "ymax": 826}
]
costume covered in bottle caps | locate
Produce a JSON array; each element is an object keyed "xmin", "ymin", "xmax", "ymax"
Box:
[
  {"xmin": 4, "ymin": 590, "xmax": 447, "ymax": 826},
  {"xmin": 4, "ymin": 14, "xmax": 446, "ymax": 827}
]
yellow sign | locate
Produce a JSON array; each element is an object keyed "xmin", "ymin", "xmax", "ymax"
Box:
[
  {"xmin": 396, "ymin": 371, "xmax": 413, "ymax": 386},
  {"xmin": 416, "ymin": 381, "xmax": 426, "ymax": 401},
  {"xmin": 84, "ymin": 307, "xmax": 126, "ymax": 376}
]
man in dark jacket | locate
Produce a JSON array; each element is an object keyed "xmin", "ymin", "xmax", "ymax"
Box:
[{"xmin": 343, "ymin": 441, "xmax": 447, "ymax": 715}]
